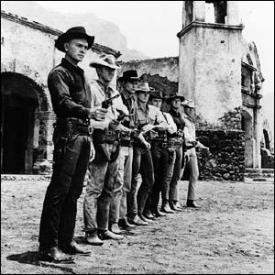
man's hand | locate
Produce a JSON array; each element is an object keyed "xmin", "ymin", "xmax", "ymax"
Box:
[
  {"xmin": 141, "ymin": 124, "xmax": 154, "ymax": 132},
  {"xmin": 153, "ymin": 125, "xmax": 166, "ymax": 132},
  {"xmin": 89, "ymin": 141, "xmax": 95, "ymax": 162},
  {"xmin": 90, "ymin": 107, "xmax": 108, "ymax": 121},
  {"xmin": 143, "ymin": 141, "xmax": 151, "ymax": 150},
  {"xmin": 202, "ymin": 146, "xmax": 210, "ymax": 153},
  {"xmin": 116, "ymin": 124, "xmax": 132, "ymax": 132},
  {"xmin": 199, "ymin": 145, "xmax": 210, "ymax": 156},
  {"xmin": 109, "ymin": 119, "xmax": 120, "ymax": 131},
  {"xmin": 138, "ymin": 133, "xmax": 151, "ymax": 150}
]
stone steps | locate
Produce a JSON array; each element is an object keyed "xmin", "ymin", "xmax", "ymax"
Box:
[
  {"xmin": 1, "ymin": 174, "xmax": 51, "ymax": 181},
  {"xmin": 244, "ymin": 168, "xmax": 274, "ymax": 183}
]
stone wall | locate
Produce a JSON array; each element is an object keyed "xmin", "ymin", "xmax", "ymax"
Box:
[{"xmin": 196, "ymin": 130, "xmax": 245, "ymax": 181}]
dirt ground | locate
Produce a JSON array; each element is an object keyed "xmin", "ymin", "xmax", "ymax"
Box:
[{"xmin": 1, "ymin": 177, "xmax": 274, "ymax": 274}]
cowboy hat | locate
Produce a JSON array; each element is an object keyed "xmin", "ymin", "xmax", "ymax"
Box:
[
  {"xmin": 55, "ymin": 26, "xmax": 94, "ymax": 52},
  {"xmin": 166, "ymin": 94, "xmax": 185, "ymax": 103},
  {"xmin": 134, "ymin": 82, "xmax": 155, "ymax": 93},
  {"xmin": 182, "ymin": 99, "xmax": 195, "ymax": 108},
  {"xmin": 90, "ymin": 54, "xmax": 120, "ymax": 70},
  {"xmin": 149, "ymin": 90, "xmax": 165, "ymax": 100},
  {"xmin": 118, "ymin": 70, "xmax": 140, "ymax": 82}
]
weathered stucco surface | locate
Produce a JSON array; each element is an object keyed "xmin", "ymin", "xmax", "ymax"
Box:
[
  {"xmin": 1, "ymin": 15, "xmax": 58, "ymax": 87},
  {"xmin": 179, "ymin": 24, "xmax": 243, "ymax": 129}
]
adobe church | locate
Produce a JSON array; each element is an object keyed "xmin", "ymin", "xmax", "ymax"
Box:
[{"xmin": 121, "ymin": 1, "xmax": 274, "ymax": 180}]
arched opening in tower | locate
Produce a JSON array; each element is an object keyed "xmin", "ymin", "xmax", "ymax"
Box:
[{"xmin": 205, "ymin": 1, "xmax": 227, "ymax": 24}]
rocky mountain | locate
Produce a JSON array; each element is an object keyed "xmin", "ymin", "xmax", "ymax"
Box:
[{"xmin": 1, "ymin": 1, "xmax": 148, "ymax": 61}]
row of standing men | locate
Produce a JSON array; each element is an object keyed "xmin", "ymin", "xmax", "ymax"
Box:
[{"xmin": 38, "ymin": 26, "xmax": 209, "ymax": 263}]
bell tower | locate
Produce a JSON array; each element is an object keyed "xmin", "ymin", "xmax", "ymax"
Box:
[{"xmin": 177, "ymin": 1, "xmax": 244, "ymax": 129}]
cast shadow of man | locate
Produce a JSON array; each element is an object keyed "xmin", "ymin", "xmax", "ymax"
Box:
[{"xmin": 7, "ymin": 251, "xmax": 75, "ymax": 273}]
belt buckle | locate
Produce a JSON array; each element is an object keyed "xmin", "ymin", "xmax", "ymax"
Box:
[
  {"xmin": 88, "ymin": 126, "xmax": 93, "ymax": 135},
  {"xmin": 162, "ymin": 142, "xmax": 167, "ymax": 148}
]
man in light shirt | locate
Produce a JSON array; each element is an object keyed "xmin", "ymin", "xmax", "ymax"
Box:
[
  {"xmin": 128, "ymin": 82, "xmax": 167, "ymax": 225},
  {"xmin": 110, "ymin": 70, "xmax": 143, "ymax": 232},
  {"xmin": 83, "ymin": 54, "xmax": 129, "ymax": 244},
  {"xmin": 181, "ymin": 99, "xmax": 209, "ymax": 208},
  {"xmin": 144, "ymin": 90, "xmax": 178, "ymax": 219}
]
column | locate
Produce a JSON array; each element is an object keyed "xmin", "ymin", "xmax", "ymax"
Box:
[
  {"xmin": 194, "ymin": 1, "xmax": 206, "ymax": 22},
  {"xmin": 226, "ymin": 1, "xmax": 241, "ymax": 25}
]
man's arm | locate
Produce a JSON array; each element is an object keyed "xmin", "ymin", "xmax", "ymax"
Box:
[{"xmin": 163, "ymin": 112, "xmax": 177, "ymax": 134}]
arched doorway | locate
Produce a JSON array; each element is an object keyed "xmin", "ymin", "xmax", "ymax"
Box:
[
  {"xmin": 1, "ymin": 72, "xmax": 41, "ymax": 174},
  {"xmin": 263, "ymin": 129, "xmax": 270, "ymax": 150}
]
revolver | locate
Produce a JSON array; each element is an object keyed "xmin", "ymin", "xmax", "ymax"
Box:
[{"xmin": 102, "ymin": 94, "xmax": 121, "ymax": 109}]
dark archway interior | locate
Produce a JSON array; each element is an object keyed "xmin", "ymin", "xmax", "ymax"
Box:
[
  {"xmin": 1, "ymin": 73, "xmax": 40, "ymax": 174},
  {"xmin": 263, "ymin": 129, "xmax": 270, "ymax": 150}
]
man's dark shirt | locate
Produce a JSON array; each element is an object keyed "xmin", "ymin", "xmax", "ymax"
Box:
[
  {"xmin": 169, "ymin": 108, "xmax": 185, "ymax": 130},
  {"xmin": 120, "ymin": 88, "xmax": 136, "ymax": 128},
  {"xmin": 48, "ymin": 58, "xmax": 91, "ymax": 119}
]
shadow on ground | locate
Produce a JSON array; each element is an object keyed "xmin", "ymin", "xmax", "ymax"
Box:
[{"xmin": 7, "ymin": 251, "xmax": 75, "ymax": 273}]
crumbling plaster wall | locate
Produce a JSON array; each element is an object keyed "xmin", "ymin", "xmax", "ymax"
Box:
[{"xmin": 120, "ymin": 57, "xmax": 179, "ymax": 83}]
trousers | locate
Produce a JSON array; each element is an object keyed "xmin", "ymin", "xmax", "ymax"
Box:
[
  {"xmin": 168, "ymin": 145, "xmax": 183, "ymax": 202},
  {"xmin": 83, "ymin": 143, "xmax": 120, "ymax": 231},
  {"xmin": 109, "ymin": 146, "xmax": 133, "ymax": 223},
  {"xmin": 181, "ymin": 148, "xmax": 199, "ymax": 200},
  {"xmin": 39, "ymin": 128, "xmax": 91, "ymax": 249},
  {"xmin": 128, "ymin": 146, "xmax": 154, "ymax": 219},
  {"xmin": 146, "ymin": 143, "xmax": 176, "ymax": 211}
]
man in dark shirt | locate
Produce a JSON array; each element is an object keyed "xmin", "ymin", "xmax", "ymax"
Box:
[
  {"xmin": 39, "ymin": 27, "xmax": 107, "ymax": 263},
  {"xmin": 166, "ymin": 94, "xmax": 186, "ymax": 212}
]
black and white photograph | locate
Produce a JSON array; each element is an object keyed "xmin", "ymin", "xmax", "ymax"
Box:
[{"xmin": 1, "ymin": 1, "xmax": 274, "ymax": 274}]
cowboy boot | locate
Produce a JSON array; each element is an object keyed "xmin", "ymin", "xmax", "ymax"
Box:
[
  {"xmin": 85, "ymin": 230, "xmax": 104, "ymax": 246},
  {"xmin": 170, "ymin": 200, "xmax": 183, "ymax": 211},
  {"xmin": 161, "ymin": 201, "xmax": 175, "ymax": 213},
  {"xmin": 186, "ymin": 199, "xmax": 201, "ymax": 208}
]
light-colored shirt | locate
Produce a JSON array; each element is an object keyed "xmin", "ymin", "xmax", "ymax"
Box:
[
  {"xmin": 90, "ymin": 79, "xmax": 128, "ymax": 130},
  {"xmin": 183, "ymin": 113, "xmax": 205, "ymax": 149},
  {"xmin": 135, "ymin": 103, "xmax": 166, "ymax": 128},
  {"xmin": 161, "ymin": 111, "xmax": 177, "ymax": 134}
]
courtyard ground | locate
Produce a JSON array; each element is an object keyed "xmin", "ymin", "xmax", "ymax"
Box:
[{"xmin": 1, "ymin": 176, "xmax": 274, "ymax": 274}]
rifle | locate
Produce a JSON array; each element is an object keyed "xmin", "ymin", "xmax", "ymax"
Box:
[{"xmin": 102, "ymin": 94, "xmax": 121, "ymax": 109}]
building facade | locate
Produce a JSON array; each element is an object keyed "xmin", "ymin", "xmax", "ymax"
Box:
[
  {"xmin": 1, "ymin": 10, "xmax": 120, "ymax": 174},
  {"xmin": 1, "ymin": 3, "xmax": 273, "ymax": 178},
  {"xmin": 120, "ymin": 1, "xmax": 273, "ymax": 180}
]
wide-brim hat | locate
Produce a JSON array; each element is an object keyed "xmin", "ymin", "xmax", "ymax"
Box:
[
  {"xmin": 149, "ymin": 90, "xmax": 165, "ymax": 100},
  {"xmin": 90, "ymin": 54, "xmax": 120, "ymax": 70},
  {"xmin": 118, "ymin": 70, "xmax": 140, "ymax": 82},
  {"xmin": 55, "ymin": 26, "xmax": 94, "ymax": 52},
  {"xmin": 135, "ymin": 82, "xmax": 155, "ymax": 93},
  {"xmin": 182, "ymin": 99, "xmax": 195, "ymax": 108},
  {"xmin": 166, "ymin": 94, "xmax": 186, "ymax": 103}
]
